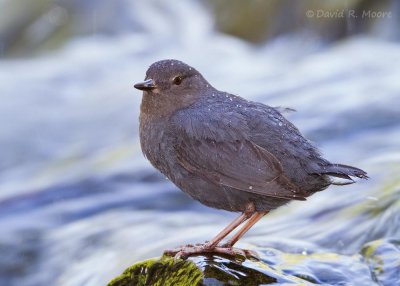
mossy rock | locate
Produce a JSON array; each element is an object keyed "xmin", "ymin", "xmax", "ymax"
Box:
[
  {"xmin": 107, "ymin": 254, "xmax": 306, "ymax": 286},
  {"xmin": 107, "ymin": 257, "xmax": 203, "ymax": 286}
]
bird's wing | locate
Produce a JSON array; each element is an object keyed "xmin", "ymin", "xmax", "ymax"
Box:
[{"xmin": 171, "ymin": 110, "xmax": 307, "ymax": 201}]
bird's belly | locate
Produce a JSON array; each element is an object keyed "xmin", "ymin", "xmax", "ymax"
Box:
[
  {"xmin": 140, "ymin": 122, "xmax": 290, "ymax": 212},
  {"xmin": 174, "ymin": 173, "xmax": 289, "ymax": 212}
]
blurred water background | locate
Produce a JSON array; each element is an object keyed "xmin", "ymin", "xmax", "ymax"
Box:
[{"xmin": 0, "ymin": 0, "xmax": 399, "ymax": 285}]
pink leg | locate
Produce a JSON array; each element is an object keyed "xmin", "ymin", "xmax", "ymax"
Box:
[
  {"xmin": 222, "ymin": 211, "xmax": 268, "ymax": 248},
  {"xmin": 164, "ymin": 203, "xmax": 256, "ymax": 258},
  {"xmin": 204, "ymin": 211, "xmax": 253, "ymax": 249}
]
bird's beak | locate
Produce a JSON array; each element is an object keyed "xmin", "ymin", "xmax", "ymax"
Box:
[{"xmin": 134, "ymin": 79, "xmax": 157, "ymax": 91}]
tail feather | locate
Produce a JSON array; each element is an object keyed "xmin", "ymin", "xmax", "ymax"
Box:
[{"xmin": 320, "ymin": 163, "xmax": 369, "ymax": 183}]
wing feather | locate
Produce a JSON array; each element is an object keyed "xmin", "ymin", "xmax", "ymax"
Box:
[{"xmin": 173, "ymin": 112, "xmax": 307, "ymax": 201}]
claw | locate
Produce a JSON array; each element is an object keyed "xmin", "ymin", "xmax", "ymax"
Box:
[{"xmin": 164, "ymin": 243, "xmax": 253, "ymax": 260}]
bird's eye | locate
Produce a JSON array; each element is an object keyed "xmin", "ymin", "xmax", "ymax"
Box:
[{"xmin": 173, "ymin": 76, "xmax": 182, "ymax": 85}]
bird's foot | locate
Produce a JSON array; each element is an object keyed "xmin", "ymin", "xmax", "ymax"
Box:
[{"xmin": 163, "ymin": 243, "xmax": 255, "ymax": 260}]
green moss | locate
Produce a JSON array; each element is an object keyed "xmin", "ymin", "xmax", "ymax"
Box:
[{"xmin": 107, "ymin": 257, "xmax": 203, "ymax": 286}]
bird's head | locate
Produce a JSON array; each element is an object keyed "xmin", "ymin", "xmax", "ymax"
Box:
[{"xmin": 135, "ymin": 59, "xmax": 212, "ymax": 116}]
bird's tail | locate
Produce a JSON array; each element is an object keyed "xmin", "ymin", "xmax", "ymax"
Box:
[{"xmin": 320, "ymin": 163, "xmax": 368, "ymax": 185}]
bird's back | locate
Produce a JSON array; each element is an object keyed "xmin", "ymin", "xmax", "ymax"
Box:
[
  {"xmin": 187, "ymin": 93, "xmax": 332, "ymax": 194},
  {"xmin": 245, "ymin": 101, "xmax": 332, "ymax": 193}
]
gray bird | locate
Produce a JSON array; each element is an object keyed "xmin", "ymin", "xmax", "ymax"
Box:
[{"xmin": 134, "ymin": 59, "xmax": 368, "ymax": 258}]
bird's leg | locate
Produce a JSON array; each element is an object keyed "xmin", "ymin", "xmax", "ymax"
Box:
[
  {"xmin": 221, "ymin": 211, "xmax": 268, "ymax": 248},
  {"xmin": 164, "ymin": 203, "xmax": 255, "ymax": 258},
  {"xmin": 203, "ymin": 211, "xmax": 253, "ymax": 249}
]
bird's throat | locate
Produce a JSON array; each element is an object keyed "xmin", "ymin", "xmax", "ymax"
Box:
[{"xmin": 140, "ymin": 92, "xmax": 199, "ymax": 119}]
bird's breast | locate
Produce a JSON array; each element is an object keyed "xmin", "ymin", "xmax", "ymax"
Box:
[{"xmin": 139, "ymin": 114, "xmax": 177, "ymax": 177}]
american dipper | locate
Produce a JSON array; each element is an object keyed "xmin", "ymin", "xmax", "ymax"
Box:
[{"xmin": 134, "ymin": 59, "xmax": 368, "ymax": 258}]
